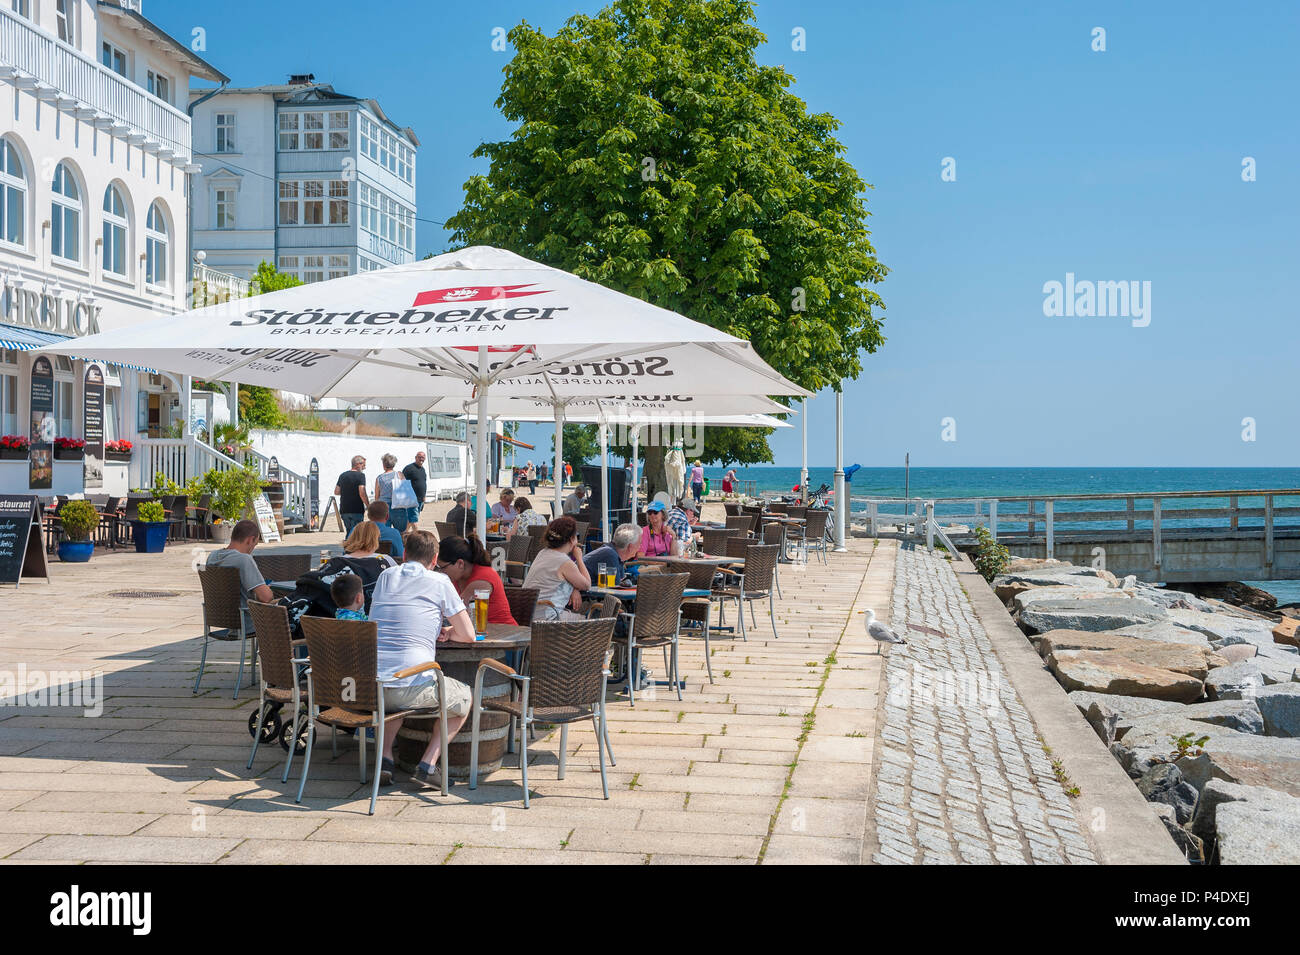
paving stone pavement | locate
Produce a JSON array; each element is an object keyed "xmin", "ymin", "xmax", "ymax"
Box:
[
  {"xmin": 870, "ymin": 543, "xmax": 1096, "ymax": 865},
  {"xmin": 0, "ymin": 500, "xmax": 885, "ymax": 864}
]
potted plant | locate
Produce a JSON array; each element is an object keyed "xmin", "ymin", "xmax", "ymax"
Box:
[
  {"xmin": 54, "ymin": 437, "xmax": 85, "ymax": 460},
  {"xmin": 132, "ymin": 499, "xmax": 171, "ymax": 553},
  {"xmin": 207, "ymin": 466, "xmax": 264, "ymax": 543},
  {"xmin": 0, "ymin": 435, "xmax": 29, "ymax": 460},
  {"xmin": 105, "ymin": 439, "xmax": 133, "ymax": 462},
  {"xmin": 56, "ymin": 499, "xmax": 100, "ymax": 562}
]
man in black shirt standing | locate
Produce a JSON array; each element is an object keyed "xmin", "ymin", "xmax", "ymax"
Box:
[
  {"xmin": 335, "ymin": 455, "xmax": 369, "ymax": 536},
  {"xmin": 402, "ymin": 450, "xmax": 428, "ymax": 528}
]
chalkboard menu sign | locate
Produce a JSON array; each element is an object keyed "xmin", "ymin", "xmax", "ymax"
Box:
[
  {"xmin": 29, "ymin": 356, "xmax": 54, "ymax": 490},
  {"xmin": 83, "ymin": 364, "xmax": 105, "ymax": 489},
  {"xmin": 308, "ymin": 458, "xmax": 320, "ymax": 531},
  {"xmin": 0, "ymin": 495, "xmax": 48, "ymax": 587}
]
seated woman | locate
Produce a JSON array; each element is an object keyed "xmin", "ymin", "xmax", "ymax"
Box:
[
  {"xmin": 638, "ymin": 501, "xmax": 679, "ymax": 558},
  {"xmin": 522, "ymin": 515, "xmax": 591, "ymax": 621},
  {"xmin": 510, "ymin": 496, "xmax": 549, "ymax": 536},
  {"xmin": 434, "ymin": 534, "xmax": 516, "ymax": 625}
]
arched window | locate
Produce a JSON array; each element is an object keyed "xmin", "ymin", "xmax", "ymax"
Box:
[
  {"xmin": 102, "ymin": 184, "xmax": 128, "ymax": 276},
  {"xmin": 0, "ymin": 138, "xmax": 25, "ymax": 247},
  {"xmin": 145, "ymin": 201, "xmax": 168, "ymax": 287},
  {"xmin": 51, "ymin": 162, "xmax": 81, "ymax": 262}
]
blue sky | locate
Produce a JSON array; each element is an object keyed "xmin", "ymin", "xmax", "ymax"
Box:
[{"xmin": 155, "ymin": 0, "xmax": 1300, "ymax": 467}]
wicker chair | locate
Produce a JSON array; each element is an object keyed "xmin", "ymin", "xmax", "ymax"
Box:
[
  {"xmin": 699, "ymin": 526, "xmax": 738, "ymax": 556},
  {"xmin": 504, "ymin": 535, "xmax": 531, "ymax": 584},
  {"xmin": 716, "ymin": 543, "xmax": 780, "ymax": 641},
  {"xmin": 167, "ymin": 494, "xmax": 189, "ymax": 541},
  {"xmin": 435, "ymin": 521, "xmax": 458, "ymax": 541},
  {"xmin": 762, "ymin": 522, "xmax": 786, "ymax": 598},
  {"xmin": 724, "ymin": 535, "xmax": 751, "ymax": 560},
  {"xmin": 667, "ymin": 560, "xmax": 718, "ymax": 683},
  {"xmin": 246, "ymin": 600, "xmax": 308, "ymax": 782},
  {"xmin": 194, "ymin": 565, "xmax": 257, "ymax": 699},
  {"xmin": 297, "ymin": 617, "xmax": 451, "ymax": 814},
  {"xmin": 786, "ymin": 506, "xmax": 808, "ymax": 522},
  {"xmin": 187, "ymin": 493, "xmax": 213, "ymax": 540},
  {"xmin": 724, "ymin": 502, "xmax": 742, "ymax": 517},
  {"xmin": 614, "ymin": 572, "xmax": 687, "ymax": 705},
  {"xmin": 253, "ymin": 552, "xmax": 313, "ymax": 584},
  {"xmin": 725, "ymin": 515, "xmax": 753, "ymax": 538},
  {"xmin": 503, "ymin": 585, "xmax": 539, "ymax": 626},
  {"xmin": 767, "ymin": 502, "xmax": 788, "ymax": 515},
  {"xmin": 526, "ymin": 524, "xmax": 549, "ymax": 538},
  {"xmin": 468, "ymin": 616, "xmax": 618, "ymax": 808},
  {"xmin": 801, "ymin": 510, "xmax": 830, "ymax": 564}
]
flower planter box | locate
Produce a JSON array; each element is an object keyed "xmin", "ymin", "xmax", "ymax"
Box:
[
  {"xmin": 210, "ymin": 521, "xmax": 233, "ymax": 544},
  {"xmin": 57, "ymin": 540, "xmax": 94, "ymax": 562},
  {"xmin": 0, "ymin": 448, "xmax": 27, "ymax": 460},
  {"xmin": 132, "ymin": 520, "xmax": 170, "ymax": 553},
  {"xmin": 54, "ymin": 449, "xmax": 85, "ymax": 461},
  {"xmin": 105, "ymin": 451, "xmax": 132, "ymax": 463}
]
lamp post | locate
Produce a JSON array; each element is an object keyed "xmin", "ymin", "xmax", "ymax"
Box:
[
  {"xmin": 833, "ymin": 390, "xmax": 846, "ymax": 553},
  {"xmin": 800, "ymin": 397, "xmax": 809, "ymax": 503}
]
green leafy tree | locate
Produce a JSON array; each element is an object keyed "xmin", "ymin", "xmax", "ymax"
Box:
[
  {"xmin": 222, "ymin": 263, "xmax": 302, "ymax": 432},
  {"xmin": 551, "ymin": 423, "xmax": 603, "ymax": 468},
  {"xmin": 251, "ymin": 260, "xmax": 303, "ymax": 295},
  {"xmin": 447, "ymin": 0, "xmax": 887, "ymax": 497}
]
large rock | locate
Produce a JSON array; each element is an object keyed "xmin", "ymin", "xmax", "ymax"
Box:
[
  {"xmin": 1013, "ymin": 583, "xmax": 1121, "ymax": 611},
  {"xmin": 1112, "ymin": 621, "xmax": 1212, "ymax": 646},
  {"xmin": 1255, "ymin": 684, "xmax": 1300, "ymax": 737},
  {"xmin": 1188, "ymin": 780, "xmax": 1300, "ymax": 864},
  {"xmin": 1206, "ymin": 661, "xmax": 1266, "ymax": 700},
  {"xmin": 1182, "ymin": 699, "xmax": 1265, "ymax": 735},
  {"xmin": 1050, "ymin": 651, "xmax": 1204, "ymax": 703},
  {"xmin": 1151, "ymin": 803, "xmax": 1205, "ymax": 862},
  {"xmin": 1043, "ymin": 636, "xmax": 1224, "ymax": 679},
  {"xmin": 1167, "ymin": 735, "xmax": 1300, "ymax": 797},
  {"xmin": 1274, "ymin": 617, "xmax": 1300, "ymax": 648},
  {"xmin": 1137, "ymin": 763, "xmax": 1198, "ymax": 824},
  {"xmin": 1019, "ymin": 597, "xmax": 1167, "ymax": 634},
  {"xmin": 1167, "ymin": 609, "xmax": 1278, "ymax": 648},
  {"xmin": 1068, "ymin": 691, "xmax": 1184, "ymax": 723},
  {"xmin": 1218, "ymin": 644, "xmax": 1258, "ymax": 664},
  {"xmin": 1133, "ymin": 585, "xmax": 1218, "ymax": 614},
  {"xmin": 1182, "ymin": 581, "xmax": 1278, "ymax": 615}
]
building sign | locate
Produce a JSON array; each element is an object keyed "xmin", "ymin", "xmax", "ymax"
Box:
[
  {"xmin": 0, "ymin": 285, "xmax": 102, "ymax": 337},
  {"xmin": 425, "ymin": 442, "xmax": 462, "ymax": 479},
  {"xmin": 28, "ymin": 356, "xmax": 54, "ymax": 490},
  {"xmin": 308, "ymin": 458, "xmax": 320, "ymax": 531},
  {"xmin": 83, "ymin": 364, "xmax": 105, "ymax": 490}
]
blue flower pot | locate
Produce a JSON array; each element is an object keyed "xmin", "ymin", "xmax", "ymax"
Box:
[
  {"xmin": 132, "ymin": 520, "xmax": 169, "ymax": 554},
  {"xmin": 57, "ymin": 540, "xmax": 94, "ymax": 563}
]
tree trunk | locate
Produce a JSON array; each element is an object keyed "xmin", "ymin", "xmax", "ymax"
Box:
[{"xmin": 643, "ymin": 444, "xmax": 668, "ymax": 503}]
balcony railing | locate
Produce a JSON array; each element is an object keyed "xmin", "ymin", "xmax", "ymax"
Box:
[
  {"xmin": 190, "ymin": 263, "xmax": 255, "ymax": 307},
  {"xmin": 0, "ymin": 6, "xmax": 191, "ymax": 163}
]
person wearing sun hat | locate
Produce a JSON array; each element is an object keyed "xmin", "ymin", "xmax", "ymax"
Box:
[{"xmin": 638, "ymin": 500, "xmax": 679, "ymax": 558}]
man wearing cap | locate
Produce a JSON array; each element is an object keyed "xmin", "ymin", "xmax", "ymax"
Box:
[{"xmin": 666, "ymin": 499, "xmax": 700, "ymax": 548}]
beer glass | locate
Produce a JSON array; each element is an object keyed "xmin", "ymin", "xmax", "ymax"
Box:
[{"xmin": 473, "ymin": 588, "xmax": 490, "ymax": 638}]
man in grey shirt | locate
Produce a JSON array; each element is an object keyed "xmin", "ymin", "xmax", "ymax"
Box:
[{"xmin": 206, "ymin": 519, "xmax": 274, "ymax": 630}]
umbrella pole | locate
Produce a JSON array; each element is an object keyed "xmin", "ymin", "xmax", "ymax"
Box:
[
  {"xmin": 554, "ymin": 403, "xmax": 565, "ymax": 520},
  {"xmin": 599, "ymin": 422, "xmax": 610, "ymax": 543},
  {"xmin": 834, "ymin": 390, "xmax": 846, "ymax": 553},
  {"xmin": 630, "ymin": 426, "xmax": 639, "ymax": 515},
  {"xmin": 476, "ymin": 347, "xmax": 489, "ymax": 541},
  {"xmin": 800, "ymin": 397, "xmax": 809, "ymax": 504}
]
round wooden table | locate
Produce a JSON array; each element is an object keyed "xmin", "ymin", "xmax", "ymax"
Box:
[{"xmin": 393, "ymin": 623, "xmax": 530, "ymax": 781}]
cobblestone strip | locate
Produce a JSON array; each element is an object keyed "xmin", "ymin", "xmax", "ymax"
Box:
[{"xmin": 871, "ymin": 543, "xmax": 1095, "ymax": 865}]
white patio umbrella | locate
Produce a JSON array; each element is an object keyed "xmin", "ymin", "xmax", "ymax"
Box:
[{"xmin": 37, "ymin": 247, "xmax": 806, "ymax": 538}]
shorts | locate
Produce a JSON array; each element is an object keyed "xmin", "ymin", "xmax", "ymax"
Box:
[{"xmin": 384, "ymin": 674, "xmax": 472, "ymax": 718}]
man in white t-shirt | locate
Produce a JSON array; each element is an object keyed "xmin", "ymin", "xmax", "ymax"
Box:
[{"xmin": 370, "ymin": 529, "xmax": 477, "ymax": 786}]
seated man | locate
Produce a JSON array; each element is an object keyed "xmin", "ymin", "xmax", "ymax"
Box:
[
  {"xmin": 367, "ymin": 500, "xmax": 405, "ymax": 560},
  {"xmin": 563, "ymin": 484, "xmax": 588, "ymax": 515},
  {"xmin": 666, "ymin": 499, "xmax": 700, "ymax": 547},
  {"xmin": 204, "ymin": 519, "xmax": 274, "ymax": 631},
  {"xmin": 583, "ymin": 522, "xmax": 640, "ymax": 587},
  {"xmin": 371, "ymin": 529, "xmax": 477, "ymax": 787},
  {"xmin": 444, "ymin": 492, "xmax": 470, "ymax": 534}
]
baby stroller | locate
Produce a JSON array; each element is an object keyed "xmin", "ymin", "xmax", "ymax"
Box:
[{"xmin": 246, "ymin": 558, "xmax": 382, "ymax": 753}]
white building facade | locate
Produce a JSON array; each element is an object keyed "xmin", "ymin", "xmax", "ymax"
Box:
[
  {"xmin": 190, "ymin": 77, "xmax": 419, "ymax": 284},
  {"xmin": 0, "ymin": 0, "xmax": 227, "ymax": 496}
]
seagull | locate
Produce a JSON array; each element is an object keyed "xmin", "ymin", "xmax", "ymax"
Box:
[{"xmin": 863, "ymin": 609, "xmax": 907, "ymax": 653}]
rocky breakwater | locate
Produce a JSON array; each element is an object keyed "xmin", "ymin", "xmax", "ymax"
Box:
[{"xmin": 992, "ymin": 558, "xmax": 1300, "ymax": 864}]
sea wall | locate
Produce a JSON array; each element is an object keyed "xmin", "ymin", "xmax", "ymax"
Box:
[{"xmin": 991, "ymin": 557, "xmax": 1300, "ymax": 864}]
